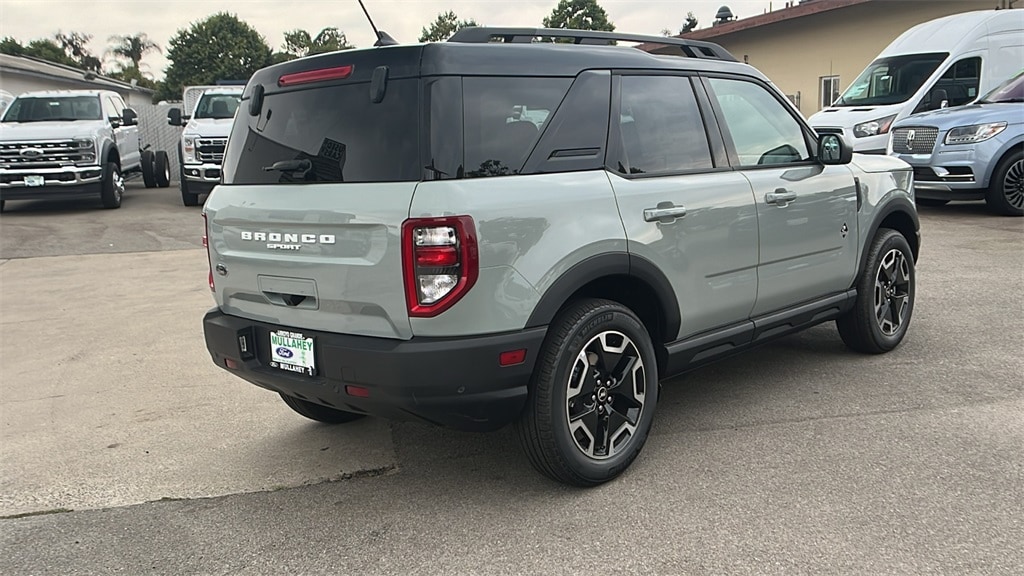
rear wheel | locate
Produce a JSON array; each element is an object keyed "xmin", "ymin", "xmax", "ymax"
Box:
[
  {"xmin": 516, "ymin": 298, "xmax": 658, "ymax": 486},
  {"xmin": 986, "ymin": 150, "xmax": 1023, "ymax": 216},
  {"xmin": 279, "ymin": 394, "xmax": 365, "ymax": 424},
  {"xmin": 915, "ymin": 198, "xmax": 948, "ymax": 208},
  {"xmin": 141, "ymin": 150, "xmax": 156, "ymax": 188},
  {"xmin": 154, "ymin": 151, "xmax": 171, "ymax": 188},
  {"xmin": 99, "ymin": 162, "xmax": 124, "ymax": 209},
  {"xmin": 837, "ymin": 228, "xmax": 915, "ymax": 353}
]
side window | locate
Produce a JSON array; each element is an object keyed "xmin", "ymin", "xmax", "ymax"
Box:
[
  {"xmin": 102, "ymin": 97, "xmax": 120, "ymax": 120},
  {"xmin": 462, "ymin": 77, "xmax": 571, "ymax": 178},
  {"xmin": 617, "ymin": 75, "xmax": 713, "ymax": 175},
  {"xmin": 707, "ymin": 77, "xmax": 811, "ymax": 167},
  {"xmin": 934, "ymin": 57, "xmax": 981, "ymax": 106}
]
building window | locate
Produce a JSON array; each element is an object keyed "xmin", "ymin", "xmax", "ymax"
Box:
[{"xmin": 820, "ymin": 75, "xmax": 840, "ymax": 109}]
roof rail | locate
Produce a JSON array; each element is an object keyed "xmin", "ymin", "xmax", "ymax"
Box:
[{"xmin": 447, "ymin": 27, "xmax": 738, "ymax": 62}]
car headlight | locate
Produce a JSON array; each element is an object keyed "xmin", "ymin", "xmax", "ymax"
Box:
[
  {"xmin": 182, "ymin": 136, "xmax": 197, "ymax": 164},
  {"xmin": 944, "ymin": 122, "xmax": 1007, "ymax": 145},
  {"xmin": 74, "ymin": 137, "xmax": 96, "ymax": 166},
  {"xmin": 854, "ymin": 115, "xmax": 897, "ymax": 138}
]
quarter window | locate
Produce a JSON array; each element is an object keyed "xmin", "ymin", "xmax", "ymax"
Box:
[
  {"xmin": 708, "ymin": 77, "xmax": 811, "ymax": 167},
  {"xmin": 616, "ymin": 75, "xmax": 713, "ymax": 175}
]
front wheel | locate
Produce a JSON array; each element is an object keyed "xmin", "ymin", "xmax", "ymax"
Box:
[
  {"xmin": 99, "ymin": 162, "xmax": 124, "ymax": 209},
  {"xmin": 986, "ymin": 150, "xmax": 1023, "ymax": 216},
  {"xmin": 279, "ymin": 394, "xmax": 365, "ymax": 424},
  {"xmin": 516, "ymin": 298, "xmax": 659, "ymax": 486},
  {"xmin": 180, "ymin": 165, "xmax": 200, "ymax": 207},
  {"xmin": 837, "ymin": 228, "xmax": 915, "ymax": 354}
]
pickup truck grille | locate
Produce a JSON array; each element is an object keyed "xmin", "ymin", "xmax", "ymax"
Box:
[
  {"xmin": 197, "ymin": 138, "xmax": 227, "ymax": 164},
  {"xmin": 891, "ymin": 127, "xmax": 939, "ymax": 155},
  {"xmin": 0, "ymin": 140, "xmax": 93, "ymax": 169}
]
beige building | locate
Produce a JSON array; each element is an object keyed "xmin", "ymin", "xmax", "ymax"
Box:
[{"xmin": 661, "ymin": 0, "xmax": 993, "ymax": 117}]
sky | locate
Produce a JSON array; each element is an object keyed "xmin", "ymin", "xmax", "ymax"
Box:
[{"xmin": 0, "ymin": 0, "xmax": 781, "ymax": 80}]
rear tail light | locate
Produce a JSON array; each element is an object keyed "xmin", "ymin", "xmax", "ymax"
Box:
[
  {"xmin": 402, "ymin": 216, "xmax": 478, "ymax": 317},
  {"xmin": 278, "ymin": 65, "xmax": 354, "ymax": 87},
  {"xmin": 202, "ymin": 212, "xmax": 214, "ymax": 291}
]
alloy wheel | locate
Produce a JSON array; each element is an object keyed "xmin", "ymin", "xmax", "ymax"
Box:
[
  {"xmin": 1003, "ymin": 158, "xmax": 1024, "ymax": 210},
  {"xmin": 873, "ymin": 248, "xmax": 911, "ymax": 336},
  {"xmin": 565, "ymin": 330, "xmax": 647, "ymax": 460}
]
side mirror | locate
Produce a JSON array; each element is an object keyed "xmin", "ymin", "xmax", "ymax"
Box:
[
  {"xmin": 121, "ymin": 108, "xmax": 138, "ymax": 127},
  {"xmin": 931, "ymin": 88, "xmax": 949, "ymax": 110},
  {"xmin": 167, "ymin": 107, "xmax": 182, "ymax": 126},
  {"xmin": 818, "ymin": 133, "xmax": 852, "ymax": 165}
]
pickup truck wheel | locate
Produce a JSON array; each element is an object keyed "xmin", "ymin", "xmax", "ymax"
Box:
[
  {"xmin": 837, "ymin": 228, "xmax": 915, "ymax": 354},
  {"xmin": 141, "ymin": 150, "xmax": 156, "ymax": 188},
  {"xmin": 180, "ymin": 167, "xmax": 200, "ymax": 206},
  {"xmin": 99, "ymin": 162, "xmax": 124, "ymax": 209},
  {"xmin": 154, "ymin": 151, "xmax": 171, "ymax": 188},
  {"xmin": 986, "ymin": 150, "xmax": 1023, "ymax": 216},
  {"xmin": 516, "ymin": 298, "xmax": 658, "ymax": 486},
  {"xmin": 279, "ymin": 394, "xmax": 365, "ymax": 424}
]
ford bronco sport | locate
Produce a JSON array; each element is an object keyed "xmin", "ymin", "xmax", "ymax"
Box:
[{"xmin": 202, "ymin": 28, "xmax": 920, "ymax": 486}]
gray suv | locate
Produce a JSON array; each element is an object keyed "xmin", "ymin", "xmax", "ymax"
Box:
[{"xmin": 202, "ymin": 28, "xmax": 921, "ymax": 486}]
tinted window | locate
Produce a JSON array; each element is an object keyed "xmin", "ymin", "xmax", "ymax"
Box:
[
  {"xmin": 933, "ymin": 57, "xmax": 982, "ymax": 106},
  {"xmin": 617, "ymin": 75, "xmax": 712, "ymax": 175},
  {"xmin": 708, "ymin": 77, "xmax": 811, "ymax": 167},
  {"xmin": 425, "ymin": 77, "xmax": 464, "ymax": 180},
  {"xmin": 2, "ymin": 96, "xmax": 102, "ymax": 122},
  {"xmin": 462, "ymin": 77, "xmax": 571, "ymax": 178},
  {"xmin": 835, "ymin": 53, "xmax": 948, "ymax": 106},
  {"xmin": 222, "ymin": 79, "xmax": 419, "ymax": 184}
]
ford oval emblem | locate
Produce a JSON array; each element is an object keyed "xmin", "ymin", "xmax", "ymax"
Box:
[
  {"xmin": 20, "ymin": 148, "xmax": 43, "ymax": 157},
  {"xmin": 276, "ymin": 347, "xmax": 294, "ymax": 359}
]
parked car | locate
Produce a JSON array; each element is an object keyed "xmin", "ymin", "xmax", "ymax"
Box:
[
  {"xmin": 810, "ymin": 9, "xmax": 1024, "ymax": 154},
  {"xmin": 888, "ymin": 70, "xmax": 1024, "ymax": 216},
  {"xmin": 202, "ymin": 27, "xmax": 919, "ymax": 486},
  {"xmin": 167, "ymin": 85, "xmax": 244, "ymax": 206}
]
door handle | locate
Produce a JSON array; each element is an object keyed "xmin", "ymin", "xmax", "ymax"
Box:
[
  {"xmin": 765, "ymin": 188, "xmax": 797, "ymax": 206},
  {"xmin": 643, "ymin": 203, "xmax": 687, "ymax": 223}
]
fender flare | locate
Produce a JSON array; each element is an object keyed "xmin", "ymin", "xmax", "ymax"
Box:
[
  {"xmin": 524, "ymin": 252, "xmax": 681, "ymax": 342},
  {"xmin": 859, "ymin": 197, "xmax": 920, "ymax": 276}
]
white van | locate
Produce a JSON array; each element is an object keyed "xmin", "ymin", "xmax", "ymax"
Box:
[{"xmin": 809, "ymin": 9, "xmax": 1024, "ymax": 154}]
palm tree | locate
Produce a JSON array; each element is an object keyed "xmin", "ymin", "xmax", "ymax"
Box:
[{"xmin": 107, "ymin": 33, "xmax": 160, "ymax": 71}]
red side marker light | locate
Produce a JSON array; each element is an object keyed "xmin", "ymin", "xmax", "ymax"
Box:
[
  {"xmin": 345, "ymin": 385, "xmax": 370, "ymax": 398},
  {"xmin": 499, "ymin": 349, "xmax": 527, "ymax": 367},
  {"xmin": 278, "ymin": 65, "xmax": 354, "ymax": 87}
]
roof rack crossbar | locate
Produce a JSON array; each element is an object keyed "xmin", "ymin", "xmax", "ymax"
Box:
[{"xmin": 447, "ymin": 27, "xmax": 738, "ymax": 62}]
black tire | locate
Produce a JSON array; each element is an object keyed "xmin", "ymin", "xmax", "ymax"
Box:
[
  {"xmin": 99, "ymin": 162, "xmax": 124, "ymax": 209},
  {"xmin": 516, "ymin": 298, "xmax": 659, "ymax": 486},
  {"xmin": 915, "ymin": 198, "xmax": 949, "ymax": 208},
  {"xmin": 154, "ymin": 150, "xmax": 171, "ymax": 188},
  {"xmin": 837, "ymin": 229, "xmax": 915, "ymax": 354},
  {"xmin": 141, "ymin": 150, "xmax": 156, "ymax": 188},
  {"xmin": 279, "ymin": 394, "xmax": 365, "ymax": 424},
  {"xmin": 180, "ymin": 165, "xmax": 200, "ymax": 206},
  {"xmin": 985, "ymin": 149, "xmax": 1023, "ymax": 217}
]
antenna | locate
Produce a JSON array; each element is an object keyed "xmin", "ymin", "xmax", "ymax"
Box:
[{"xmin": 357, "ymin": 0, "xmax": 399, "ymax": 46}]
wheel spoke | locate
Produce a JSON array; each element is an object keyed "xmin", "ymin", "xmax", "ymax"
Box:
[
  {"xmin": 891, "ymin": 294, "xmax": 908, "ymax": 326},
  {"xmin": 607, "ymin": 355, "xmax": 637, "ymax": 391}
]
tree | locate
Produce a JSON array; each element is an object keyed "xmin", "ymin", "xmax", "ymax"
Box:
[
  {"xmin": 419, "ymin": 11, "xmax": 478, "ymax": 42},
  {"xmin": 1, "ymin": 36, "xmax": 80, "ymax": 68},
  {"xmin": 281, "ymin": 27, "xmax": 354, "ymax": 59},
  {"xmin": 107, "ymin": 33, "xmax": 161, "ymax": 70},
  {"xmin": 680, "ymin": 12, "xmax": 699, "ymax": 34},
  {"xmin": 542, "ymin": 0, "xmax": 615, "ymax": 32},
  {"xmin": 160, "ymin": 13, "xmax": 272, "ymax": 102},
  {"xmin": 54, "ymin": 31, "xmax": 102, "ymax": 72}
]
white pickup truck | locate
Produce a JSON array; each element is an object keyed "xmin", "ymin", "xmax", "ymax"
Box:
[
  {"xmin": 0, "ymin": 89, "xmax": 169, "ymax": 212},
  {"xmin": 167, "ymin": 85, "xmax": 243, "ymax": 206}
]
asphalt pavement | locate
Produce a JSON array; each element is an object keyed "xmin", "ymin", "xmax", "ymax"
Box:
[{"xmin": 0, "ymin": 188, "xmax": 1021, "ymax": 575}]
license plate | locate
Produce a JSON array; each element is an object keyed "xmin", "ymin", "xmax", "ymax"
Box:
[
  {"xmin": 24, "ymin": 175, "xmax": 44, "ymax": 187},
  {"xmin": 269, "ymin": 330, "xmax": 316, "ymax": 376}
]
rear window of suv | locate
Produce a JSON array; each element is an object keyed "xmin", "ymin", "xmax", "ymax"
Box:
[{"xmin": 221, "ymin": 79, "xmax": 420, "ymax": 184}]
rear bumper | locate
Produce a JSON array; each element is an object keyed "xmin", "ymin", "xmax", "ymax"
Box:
[{"xmin": 203, "ymin": 308, "xmax": 546, "ymax": 431}]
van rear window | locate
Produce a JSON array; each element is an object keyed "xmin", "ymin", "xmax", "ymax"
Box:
[{"xmin": 221, "ymin": 79, "xmax": 420, "ymax": 184}]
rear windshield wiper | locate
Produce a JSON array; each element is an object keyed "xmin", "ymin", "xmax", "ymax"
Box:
[{"xmin": 263, "ymin": 159, "xmax": 311, "ymax": 173}]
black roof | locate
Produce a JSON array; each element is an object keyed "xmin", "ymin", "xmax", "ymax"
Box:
[{"xmin": 246, "ymin": 29, "xmax": 759, "ymax": 96}]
